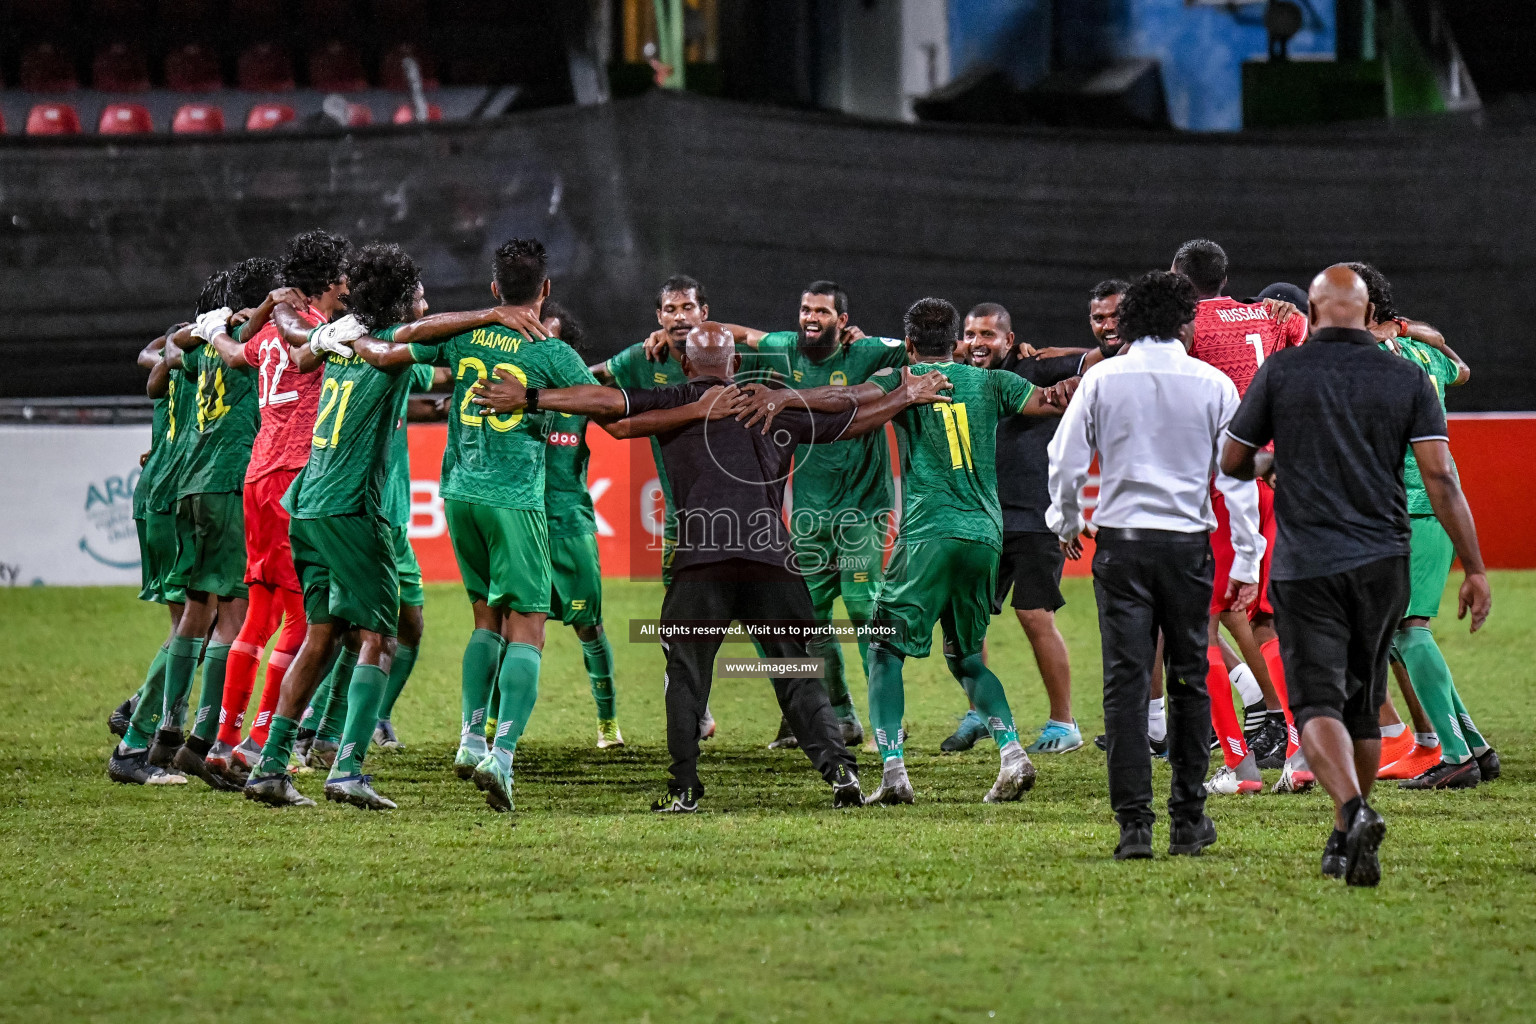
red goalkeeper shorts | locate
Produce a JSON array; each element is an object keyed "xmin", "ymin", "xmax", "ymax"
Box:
[
  {"xmin": 1210, "ymin": 479, "xmax": 1275, "ymax": 618},
  {"xmin": 243, "ymin": 468, "xmax": 301, "ymax": 593}
]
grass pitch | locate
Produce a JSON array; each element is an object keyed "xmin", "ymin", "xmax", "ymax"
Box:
[{"xmin": 2, "ymin": 574, "xmax": 1534, "ymax": 1023}]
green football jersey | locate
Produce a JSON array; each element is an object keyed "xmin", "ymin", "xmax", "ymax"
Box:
[
  {"xmin": 146, "ymin": 369, "xmax": 200, "ymax": 514},
  {"xmin": 411, "ymin": 327, "xmax": 596, "ymax": 511},
  {"xmin": 132, "ymin": 393, "xmax": 172, "ymax": 520},
  {"xmin": 176, "ymin": 345, "xmax": 259, "ymax": 497},
  {"xmin": 544, "ymin": 411, "xmax": 597, "ymax": 538},
  {"xmin": 871, "ymin": 360, "xmax": 1035, "ymax": 549},
  {"xmin": 287, "ymin": 352, "xmax": 416, "ymax": 522},
  {"xmin": 1384, "ymin": 337, "xmax": 1459, "ymax": 516},
  {"xmin": 377, "ymin": 361, "xmax": 438, "ymax": 527},
  {"xmin": 751, "ymin": 332, "xmax": 906, "ymax": 516},
  {"xmin": 606, "ymin": 342, "xmax": 691, "ymax": 515}
]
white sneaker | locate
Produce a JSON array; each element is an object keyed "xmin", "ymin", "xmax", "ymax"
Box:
[
  {"xmin": 984, "ymin": 744, "xmax": 1037, "ymax": 803},
  {"xmin": 1272, "ymin": 761, "xmax": 1316, "ymax": 794},
  {"xmin": 1204, "ymin": 764, "xmax": 1261, "ymax": 795},
  {"xmin": 864, "ymin": 760, "xmax": 915, "ymax": 805}
]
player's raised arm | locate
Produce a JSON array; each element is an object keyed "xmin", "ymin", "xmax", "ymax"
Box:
[
  {"xmin": 837, "ymin": 367, "xmax": 952, "ymax": 439},
  {"xmin": 733, "ymin": 379, "xmax": 886, "ymax": 433},
  {"xmin": 384, "ymin": 304, "xmax": 548, "ymax": 345}
]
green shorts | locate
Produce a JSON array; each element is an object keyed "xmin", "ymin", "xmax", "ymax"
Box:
[
  {"xmin": 168, "ymin": 492, "xmax": 248, "ymax": 599},
  {"xmin": 549, "ymin": 531, "xmax": 603, "ymax": 627},
  {"xmin": 445, "ymin": 499, "xmax": 551, "ymax": 613},
  {"xmin": 1407, "ymin": 515, "xmax": 1455, "ymax": 619},
  {"xmin": 790, "ymin": 510, "xmax": 887, "ymax": 618},
  {"xmin": 137, "ymin": 511, "xmax": 186, "ymax": 605},
  {"xmin": 874, "ymin": 537, "xmax": 999, "ymax": 658},
  {"xmin": 393, "ymin": 526, "xmax": 424, "ymax": 608},
  {"xmin": 290, "ymin": 514, "xmax": 400, "ymax": 635}
]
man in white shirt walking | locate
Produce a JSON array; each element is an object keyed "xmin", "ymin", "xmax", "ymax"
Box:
[{"xmin": 1048, "ymin": 271, "xmax": 1264, "ymax": 861}]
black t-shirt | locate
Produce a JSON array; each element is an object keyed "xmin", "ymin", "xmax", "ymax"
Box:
[
  {"xmin": 1225, "ymin": 327, "xmax": 1449, "ymax": 582},
  {"xmin": 996, "ymin": 348, "xmax": 1085, "ymax": 533},
  {"xmin": 623, "ymin": 377, "xmax": 858, "ymax": 574}
]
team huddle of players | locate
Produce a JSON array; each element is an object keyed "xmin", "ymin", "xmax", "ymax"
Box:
[{"xmin": 104, "ymin": 227, "xmax": 1496, "ymax": 814}]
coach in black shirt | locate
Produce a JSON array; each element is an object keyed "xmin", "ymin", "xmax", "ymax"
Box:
[
  {"xmin": 472, "ymin": 324, "xmax": 950, "ymax": 812},
  {"xmin": 1222, "ymin": 265, "xmax": 1490, "ymax": 887}
]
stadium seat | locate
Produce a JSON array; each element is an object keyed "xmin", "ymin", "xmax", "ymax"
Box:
[
  {"xmin": 26, "ymin": 103, "xmax": 82, "ymax": 135},
  {"xmin": 308, "ymin": 40, "xmax": 369, "ymax": 92},
  {"xmin": 237, "ymin": 41, "xmax": 295, "ymax": 92},
  {"xmin": 98, "ymin": 103, "xmax": 153, "ymax": 134},
  {"xmin": 92, "ymin": 41, "xmax": 151, "ymax": 93},
  {"xmin": 344, "ymin": 102, "xmax": 373, "ymax": 127},
  {"xmin": 392, "ymin": 101, "xmax": 442, "ymax": 124},
  {"xmin": 380, "ymin": 43, "xmax": 439, "ymax": 91},
  {"xmin": 0, "ymin": 111, "xmax": 6, "ymax": 134},
  {"xmin": 164, "ymin": 42, "xmax": 224, "ymax": 92},
  {"xmin": 19, "ymin": 42, "xmax": 79, "ymax": 93},
  {"xmin": 246, "ymin": 103, "xmax": 295, "ymax": 131},
  {"xmin": 172, "ymin": 103, "xmax": 225, "ymax": 134}
]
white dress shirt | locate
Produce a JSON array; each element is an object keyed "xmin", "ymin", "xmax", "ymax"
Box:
[{"xmin": 1046, "ymin": 337, "xmax": 1264, "ymax": 583}]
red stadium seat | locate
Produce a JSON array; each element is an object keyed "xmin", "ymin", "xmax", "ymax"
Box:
[
  {"xmin": 392, "ymin": 101, "xmax": 442, "ymax": 124},
  {"xmin": 0, "ymin": 111, "xmax": 6, "ymax": 135},
  {"xmin": 19, "ymin": 42, "xmax": 79, "ymax": 93},
  {"xmin": 380, "ymin": 43, "xmax": 439, "ymax": 91},
  {"xmin": 246, "ymin": 103, "xmax": 295, "ymax": 131},
  {"xmin": 308, "ymin": 40, "xmax": 369, "ymax": 92},
  {"xmin": 172, "ymin": 103, "xmax": 224, "ymax": 133},
  {"xmin": 92, "ymin": 41, "xmax": 151, "ymax": 93},
  {"xmin": 26, "ymin": 103, "xmax": 82, "ymax": 135},
  {"xmin": 237, "ymin": 41, "xmax": 295, "ymax": 92},
  {"xmin": 98, "ymin": 103, "xmax": 153, "ymax": 134},
  {"xmin": 344, "ymin": 102, "xmax": 373, "ymax": 127},
  {"xmin": 164, "ymin": 42, "xmax": 224, "ymax": 92}
]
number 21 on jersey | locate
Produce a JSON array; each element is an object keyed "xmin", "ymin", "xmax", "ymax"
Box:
[
  {"xmin": 312, "ymin": 378, "xmax": 354, "ymax": 448},
  {"xmin": 935, "ymin": 402, "xmax": 972, "ymax": 470}
]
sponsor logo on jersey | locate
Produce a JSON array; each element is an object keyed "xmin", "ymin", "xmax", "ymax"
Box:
[
  {"xmin": 547, "ymin": 432, "xmax": 582, "ymax": 447},
  {"xmin": 830, "ymin": 371, "xmax": 847, "ymax": 385}
]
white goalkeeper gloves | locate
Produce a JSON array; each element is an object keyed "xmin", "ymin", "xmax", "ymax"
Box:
[
  {"xmin": 191, "ymin": 307, "xmax": 233, "ymax": 342},
  {"xmin": 308, "ymin": 314, "xmax": 367, "ymax": 359}
]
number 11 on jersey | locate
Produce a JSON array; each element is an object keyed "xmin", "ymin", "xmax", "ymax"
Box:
[{"xmin": 936, "ymin": 402, "xmax": 972, "ymax": 470}]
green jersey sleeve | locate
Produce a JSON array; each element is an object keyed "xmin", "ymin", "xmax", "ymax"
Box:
[
  {"xmin": 869, "ymin": 366, "xmax": 901, "ymax": 395},
  {"xmin": 989, "ymin": 368, "xmax": 1036, "ymax": 415},
  {"xmin": 408, "ymin": 362, "xmax": 436, "ymax": 392},
  {"xmin": 606, "ymin": 343, "xmax": 647, "ymax": 388},
  {"xmin": 544, "ymin": 340, "xmax": 601, "ymax": 388},
  {"xmin": 407, "ymin": 341, "xmax": 447, "ymax": 366}
]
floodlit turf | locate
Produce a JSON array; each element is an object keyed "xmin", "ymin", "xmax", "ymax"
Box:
[{"xmin": 2, "ymin": 574, "xmax": 1534, "ymax": 1023}]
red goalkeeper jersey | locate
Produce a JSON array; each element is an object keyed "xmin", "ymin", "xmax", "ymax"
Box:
[
  {"xmin": 1190, "ymin": 297, "xmax": 1307, "ymax": 397},
  {"xmin": 241, "ymin": 304, "xmax": 327, "ymax": 483}
]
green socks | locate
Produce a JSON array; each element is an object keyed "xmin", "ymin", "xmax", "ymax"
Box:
[
  {"xmin": 813, "ymin": 636, "xmax": 851, "ymax": 710},
  {"xmin": 160, "ymin": 634, "xmax": 204, "ymax": 734},
  {"xmin": 580, "ymin": 631, "xmax": 617, "ymax": 720},
  {"xmin": 1395, "ymin": 627, "xmax": 1486, "ymax": 763},
  {"xmin": 189, "ymin": 642, "xmax": 231, "ymax": 744},
  {"xmin": 867, "ymin": 644, "xmax": 906, "ymax": 761},
  {"xmin": 122, "ymin": 644, "xmax": 170, "ymax": 750},
  {"xmin": 492, "ymin": 642, "xmax": 541, "ymax": 756},
  {"xmin": 378, "ymin": 643, "xmax": 419, "ymax": 723},
  {"xmin": 329, "ymin": 664, "xmax": 388, "ymax": 779},
  {"xmin": 461, "ymin": 628, "xmax": 504, "ymax": 747},
  {"xmin": 314, "ymin": 647, "xmax": 359, "ymax": 742},
  {"xmin": 952, "ymin": 651, "xmax": 1019, "ymax": 749},
  {"xmin": 253, "ymin": 714, "xmax": 298, "ymax": 778}
]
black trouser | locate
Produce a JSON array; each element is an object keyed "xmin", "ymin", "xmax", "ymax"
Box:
[
  {"xmin": 1091, "ymin": 529, "xmax": 1215, "ymax": 830},
  {"xmin": 658, "ymin": 559, "xmax": 855, "ymax": 795}
]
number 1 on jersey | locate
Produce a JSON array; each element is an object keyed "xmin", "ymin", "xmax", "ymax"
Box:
[
  {"xmin": 936, "ymin": 402, "xmax": 972, "ymax": 470},
  {"xmin": 1246, "ymin": 333, "xmax": 1265, "ymax": 368}
]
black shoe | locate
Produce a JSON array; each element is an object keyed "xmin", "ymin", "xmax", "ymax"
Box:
[
  {"xmin": 108, "ymin": 747, "xmax": 187, "ymax": 786},
  {"xmin": 1093, "ymin": 733, "xmax": 1108, "ymax": 752},
  {"xmin": 147, "ymin": 728, "xmax": 184, "ymax": 768},
  {"xmin": 651, "ymin": 787, "xmax": 700, "ymax": 813},
  {"xmin": 172, "ymin": 743, "xmax": 242, "ymax": 791},
  {"xmin": 108, "ymin": 696, "xmax": 136, "ymax": 738},
  {"xmin": 831, "ymin": 765, "xmax": 864, "ymax": 808},
  {"xmin": 1252, "ymin": 716, "xmax": 1288, "ymax": 770},
  {"xmin": 767, "ymin": 717, "xmax": 799, "ymax": 750},
  {"xmin": 1343, "ymin": 803, "xmax": 1387, "ymax": 887},
  {"xmin": 244, "ymin": 773, "xmax": 316, "ymax": 807},
  {"xmin": 1242, "ymin": 699, "xmax": 1268, "ymax": 742},
  {"xmin": 1320, "ymin": 829, "xmax": 1347, "ymax": 879},
  {"xmin": 1400, "ymin": 758, "xmax": 1482, "ymax": 790},
  {"xmin": 1169, "ymin": 815, "xmax": 1218, "ymax": 856},
  {"xmin": 1114, "ymin": 823, "xmax": 1154, "ymax": 861},
  {"xmin": 1149, "ymin": 735, "xmax": 1169, "ymax": 759},
  {"xmin": 1476, "ymin": 747, "xmax": 1501, "ymax": 782}
]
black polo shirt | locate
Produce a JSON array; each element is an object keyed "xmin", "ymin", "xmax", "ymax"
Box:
[
  {"xmin": 1225, "ymin": 326, "xmax": 1448, "ymax": 582},
  {"xmin": 623, "ymin": 377, "xmax": 858, "ymax": 574},
  {"xmin": 997, "ymin": 348, "xmax": 1086, "ymax": 533}
]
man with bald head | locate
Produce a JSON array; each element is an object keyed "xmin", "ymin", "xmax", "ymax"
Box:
[
  {"xmin": 1221, "ymin": 265, "xmax": 1491, "ymax": 887},
  {"xmin": 475, "ymin": 322, "xmax": 954, "ymax": 811}
]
